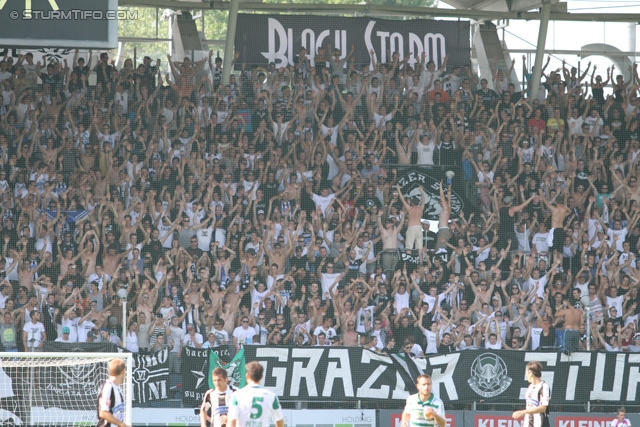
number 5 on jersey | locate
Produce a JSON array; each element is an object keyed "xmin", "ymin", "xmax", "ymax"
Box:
[{"xmin": 250, "ymin": 397, "xmax": 263, "ymax": 419}]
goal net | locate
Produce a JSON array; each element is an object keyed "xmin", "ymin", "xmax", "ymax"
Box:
[{"xmin": 0, "ymin": 352, "xmax": 133, "ymax": 426}]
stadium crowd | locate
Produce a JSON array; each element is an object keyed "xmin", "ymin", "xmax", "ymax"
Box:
[{"xmin": 0, "ymin": 45, "xmax": 638, "ymax": 366}]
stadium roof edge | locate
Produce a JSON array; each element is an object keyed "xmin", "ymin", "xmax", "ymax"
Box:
[{"xmin": 118, "ymin": 0, "xmax": 640, "ymax": 23}]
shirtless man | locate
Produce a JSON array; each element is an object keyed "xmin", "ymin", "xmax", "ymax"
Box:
[
  {"xmin": 337, "ymin": 84, "xmax": 367, "ymax": 118},
  {"xmin": 79, "ymin": 143, "xmax": 98, "ymax": 173},
  {"xmin": 135, "ymin": 293, "xmax": 155, "ymax": 322},
  {"xmin": 213, "ymin": 244, "xmax": 236, "ymax": 282},
  {"xmin": 396, "ymin": 184, "xmax": 426, "ymax": 252},
  {"xmin": 218, "ymin": 301, "xmax": 238, "ymax": 336},
  {"xmin": 539, "ymin": 189, "xmax": 571, "ymax": 261},
  {"xmin": 436, "ymin": 180, "xmax": 452, "ymax": 251},
  {"xmin": 90, "ymin": 170, "xmax": 109, "ymax": 202},
  {"xmin": 377, "ymin": 211, "xmax": 401, "ymax": 273},
  {"xmin": 553, "ymin": 296, "xmax": 584, "ymax": 353},
  {"xmin": 102, "ymin": 245, "xmax": 133, "ymax": 277},
  {"xmin": 342, "ymin": 319, "xmax": 359, "ymax": 346},
  {"xmin": 264, "ymin": 228, "xmax": 294, "ymax": 274}
]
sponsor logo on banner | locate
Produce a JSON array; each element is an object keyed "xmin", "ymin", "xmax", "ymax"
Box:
[
  {"xmin": 467, "ymin": 353, "xmax": 512, "ymax": 398},
  {"xmin": 554, "ymin": 417, "xmax": 613, "ymax": 427},
  {"xmin": 475, "ymin": 415, "xmax": 524, "ymax": 427},
  {"xmin": 396, "ymin": 170, "xmax": 463, "ymax": 220},
  {"xmin": 392, "ymin": 413, "xmax": 455, "ymax": 427}
]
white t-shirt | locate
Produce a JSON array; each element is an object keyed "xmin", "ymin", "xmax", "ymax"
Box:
[
  {"xmin": 424, "ymin": 329, "xmax": 438, "ymax": 354},
  {"xmin": 158, "ymin": 223, "xmax": 174, "ymax": 249},
  {"xmin": 23, "ymin": 321, "xmax": 45, "ymax": 348},
  {"xmin": 208, "ymin": 328, "xmax": 230, "ymax": 347},
  {"xmin": 422, "ymin": 293, "xmax": 445, "ymax": 313},
  {"xmin": 525, "ymin": 276, "xmax": 548, "ymax": 301},
  {"xmin": 320, "ymin": 273, "xmax": 342, "ymax": 300},
  {"xmin": 394, "ymin": 291, "xmax": 411, "ymax": 312},
  {"xmin": 232, "ymin": 326, "xmax": 256, "ymax": 347},
  {"xmin": 355, "ymin": 306, "xmax": 375, "ymax": 334},
  {"xmin": 311, "ymin": 193, "xmax": 336, "ymax": 214},
  {"xmin": 608, "ymin": 227, "xmax": 627, "ymax": 252},
  {"xmin": 196, "ymin": 227, "xmax": 214, "ymax": 251},
  {"xmin": 532, "ymin": 232, "xmax": 550, "ymax": 253},
  {"xmin": 77, "ymin": 320, "xmax": 96, "ymax": 343},
  {"xmin": 373, "ymin": 112, "xmax": 393, "ymax": 128},
  {"xmin": 313, "ymin": 326, "xmax": 337, "ymax": 340},
  {"xmin": 485, "ymin": 340, "xmax": 502, "ymax": 350},
  {"xmin": 62, "ymin": 317, "xmax": 79, "ymax": 343},
  {"xmin": 530, "ymin": 327, "xmax": 543, "ymax": 350},
  {"xmin": 606, "ymin": 295, "xmax": 624, "ymax": 315},
  {"xmin": 182, "ymin": 332, "xmax": 204, "ymax": 348},
  {"xmin": 416, "ymin": 139, "xmax": 435, "ymax": 166}
]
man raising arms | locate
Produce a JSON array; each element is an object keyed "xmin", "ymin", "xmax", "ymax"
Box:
[
  {"xmin": 436, "ymin": 180, "xmax": 452, "ymax": 251},
  {"xmin": 377, "ymin": 211, "xmax": 401, "ymax": 273},
  {"xmin": 553, "ymin": 296, "xmax": 584, "ymax": 354},
  {"xmin": 539, "ymin": 189, "xmax": 571, "ymax": 261},
  {"xmin": 396, "ymin": 185, "xmax": 427, "ymax": 252}
]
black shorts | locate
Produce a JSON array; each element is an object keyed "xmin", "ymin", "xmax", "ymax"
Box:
[{"xmin": 549, "ymin": 227, "xmax": 565, "ymax": 253}]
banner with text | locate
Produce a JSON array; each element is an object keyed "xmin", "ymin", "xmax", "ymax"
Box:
[
  {"xmin": 235, "ymin": 15, "xmax": 470, "ymax": 71},
  {"xmin": 182, "ymin": 346, "xmax": 234, "ymax": 407},
  {"xmin": 133, "ymin": 348, "xmax": 170, "ymax": 404},
  {"xmin": 237, "ymin": 348, "xmax": 640, "ymax": 404}
]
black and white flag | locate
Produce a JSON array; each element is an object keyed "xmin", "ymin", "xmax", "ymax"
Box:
[{"xmin": 132, "ymin": 348, "xmax": 169, "ymax": 404}]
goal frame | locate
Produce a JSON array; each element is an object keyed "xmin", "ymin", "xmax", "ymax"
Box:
[{"xmin": 0, "ymin": 351, "xmax": 133, "ymax": 426}]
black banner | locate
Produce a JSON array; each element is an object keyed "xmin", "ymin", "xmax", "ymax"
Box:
[
  {"xmin": 235, "ymin": 15, "xmax": 470, "ymax": 70},
  {"xmin": 133, "ymin": 348, "xmax": 169, "ymax": 404},
  {"xmin": 36, "ymin": 342, "xmax": 120, "ymax": 410},
  {"xmin": 239, "ymin": 348, "xmax": 640, "ymax": 404},
  {"xmin": 43, "ymin": 342, "xmax": 118, "ymax": 352},
  {"xmin": 395, "ymin": 165, "xmax": 466, "ymax": 220},
  {"xmin": 181, "ymin": 346, "xmax": 233, "ymax": 407}
]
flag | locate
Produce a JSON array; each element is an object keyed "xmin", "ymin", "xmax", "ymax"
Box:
[
  {"xmin": 0, "ymin": 365, "xmax": 23, "ymax": 425},
  {"xmin": 40, "ymin": 209, "xmax": 92, "ymax": 223},
  {"xmin": 208, "ymin": 348, "xmax": 246, "ymax": 390},
  {"xmin": 391, "ymin": 353, "xmax": 424, "ymax": 394},
  {"xmin": 133, "ymin": 348, "xmax": 169, "ymax": 403}
]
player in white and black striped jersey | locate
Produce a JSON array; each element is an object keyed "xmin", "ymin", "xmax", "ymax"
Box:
[
  {"xmin": 200, "ymin": 367, "xmax": 235, "ymax": 427},
  {"xmin": 512, "ymin": 361, "xmax": 551, "ymax": 427},
  {"xmin": 97, "ymin": 359, "xmax": 129, "ymax": 427}
]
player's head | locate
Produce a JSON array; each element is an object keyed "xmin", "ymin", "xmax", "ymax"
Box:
[
  {"xmin": 108, "ymin": 359, "xmax": 126, "ymax": 379},
  {"xmin": 526, "ymin": 361, "xmax": 542, "ymax": 379},
  {"xmin": 211, "ymin": 367, "xmax": 228, "ymax": 390},
  {"xmin": 415, "ymin": 374, "xmax": 432, "ymax": 396},
  {"xmin": 617, "ymin": 408, "xmax": 626, "ymax": 420},
  {"xmin": 245, "ymin": 361, "xmax": 264, "ymax": 383}
]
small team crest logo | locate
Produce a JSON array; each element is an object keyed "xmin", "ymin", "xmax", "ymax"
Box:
[
  {"xmin": 396, "ymin": 170, "xmax": 463, "ymax": 221},
  {"xmin": 467, "ymin": 353, "xmax": 512, "ymax": 398}
]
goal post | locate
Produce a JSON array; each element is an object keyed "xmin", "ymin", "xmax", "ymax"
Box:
[{"xmin": 0, "ymin": 351, "xmax": 133, "ymax": 426}]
